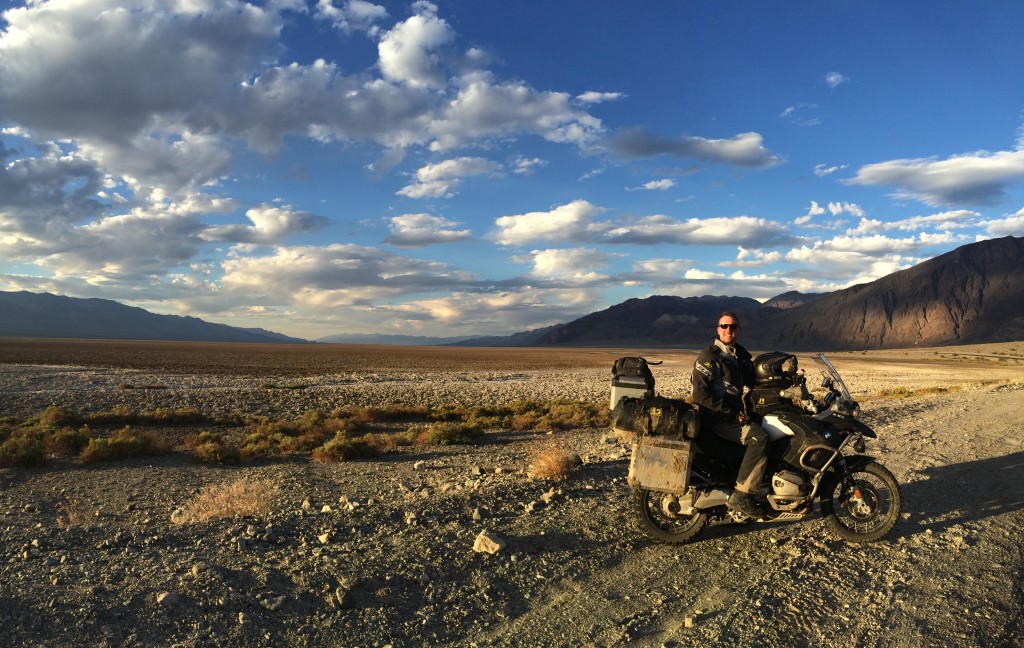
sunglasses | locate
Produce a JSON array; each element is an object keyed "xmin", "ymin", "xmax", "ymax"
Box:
[{"xmin": 718, "ymin": 323, "xmax": 738, "ymax": 330}]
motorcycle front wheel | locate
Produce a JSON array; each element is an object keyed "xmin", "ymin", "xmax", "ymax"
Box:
[
  {"xmin": 820, "ymin": 461, "xmax": 902, "ymax": 542},
  {"xmin": 635, "ymin": 488, "xmax": 707, "ymax": 544}
]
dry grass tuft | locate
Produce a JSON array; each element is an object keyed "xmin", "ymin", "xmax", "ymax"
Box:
[
  {"xmin": 56, "ymin": 496, "xmax": 97, "ymax": 528},
  {"xmin": 171, "ymin": 477, "xmax": 279, "ymax": 524},
  {"xmin": 526, "ymin": 443, "xmax": 581, "ymax": 480}
]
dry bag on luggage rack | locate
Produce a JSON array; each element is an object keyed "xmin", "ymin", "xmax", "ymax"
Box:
[
  {"xmin": 610, "ymin": 395, "xmax": 699, "ymax": 440},
  {"xmin": 609, "ymin": 356, "xmax": 660, "ymax": 409}
]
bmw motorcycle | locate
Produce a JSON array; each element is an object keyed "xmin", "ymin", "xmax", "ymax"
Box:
[{"xmin": 618, "ymin": 352, "xmax": 902, "ymax": 544}]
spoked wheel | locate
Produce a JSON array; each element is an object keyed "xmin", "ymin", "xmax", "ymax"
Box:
[
  {"xmin": 821, "ymin": 461, "xmax": 902, "ymax": 542},
  {"xmin": 635, "ymin": 488, "xmax": 707, "ymax": 544}
]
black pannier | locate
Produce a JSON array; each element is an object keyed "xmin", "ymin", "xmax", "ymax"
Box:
[
  {"xmin": 611, "ymin": 395, "xmax": 699, "ymax": 440},
  {"xmin": 610, "ymin": 356, "xmax": 659, "ymax": 409}
]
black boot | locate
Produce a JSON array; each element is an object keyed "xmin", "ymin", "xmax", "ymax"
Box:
[{"xmin": 727, "ymin": 489, "xmax": 769, "ymax": 518}]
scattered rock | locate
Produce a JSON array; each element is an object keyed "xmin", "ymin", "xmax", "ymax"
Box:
[{"xmin": 473, "ymin": 530, "xmax": 506, "ymax": 554}]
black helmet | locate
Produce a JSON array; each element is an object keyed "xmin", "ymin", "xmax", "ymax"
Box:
[{"xmin": 753, "ymin": 352, "xmax": 797, "ymax": 386}]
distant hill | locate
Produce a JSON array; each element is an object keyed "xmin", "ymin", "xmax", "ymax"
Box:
[
  {"xmin": 318, "ymin": 333, "xmax": 476, "ymax": 345},
  {"xmin": 457, "ymin": 236, "xmax": 1024, "ymax": 350},
  {"xmin": 0, "ymin": 291, "xmax": 309, "ymax": 344}
]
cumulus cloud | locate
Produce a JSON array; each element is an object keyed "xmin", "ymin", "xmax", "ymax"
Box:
[
  {"xmin": 202, "ymin": 205, "xmax": 329, "ymax": 244},
  {"xmin": 610, "ymin": 128, "xmax": 782, "ymax": 168},
  {"xmin": 977, "ymin": 207, "xmax": 1024, "ymax": 237},
  {"xmin": 794, "ymin": 201, "xmax": 826, "ymax": 226},
  {"xmin": 397, "ymin": 156, "xmax": 501, "ymax": 198},
  {"xmin": 493, "ymin": 200, "xmax": 799, "ymax": 248},
  {"xmin": 220, "ymin": 243, "xmax": 473, "ymax": 308},
  {"xmin": 429, "ymin": 75, "xmax": 604, "ymax": 150},
  {"xmin": 515, "ymin": 248, "xmax": 613, "ymax": 283},
  {"xmin": 825, "ymin": 72, "xmax": 849, "ymax": 88},
  {"xmin": 847, "ymin": 210, "xmax": 980, "ymax": 234},
  {"xmin": 847, "ymin": 149, "xmax": 1024, "ymax": 206},
  {"xmin": 382, "ymin": 213, "xmax": 471, "ymax": 247},
  {"xmin": 827, "ymin": 202, "xmax": 865, "ymax": 218},
  {"xmin": 377, "ymin": 1, "xmax": 453, "ymax": 89},
  {"xmin": 493, "ymin": 200, "xmax": 608, "ymax": 246},
  {"xmin": 315, "ymin": 0, "xmax": 388, "ymax": 35},
  {"xmin": 0, "ymin": 0, "xmax": 604, "ymax": 192}
]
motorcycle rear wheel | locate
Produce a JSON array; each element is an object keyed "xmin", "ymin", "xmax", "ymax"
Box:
[
  {"xmin": 820, "ymin": 461, "xmax": 902, "ymax": 542},
  {"xmin": 635, "ymin": 488, "xmax": 707, "ymax": 544}
]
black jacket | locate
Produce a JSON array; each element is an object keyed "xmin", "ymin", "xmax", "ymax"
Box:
[{"xmin": 691, "ymin": 340, "xmax": 754, "ymax": 424}]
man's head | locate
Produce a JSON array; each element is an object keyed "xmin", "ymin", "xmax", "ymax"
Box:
[{"xmin": 717, "ymin": 311, "xmax": 740, "ymax": 345}]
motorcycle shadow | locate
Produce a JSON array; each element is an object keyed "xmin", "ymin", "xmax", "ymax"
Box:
[{"xmin": 891, "ymin": 449, "xmax": 1024, "ymax": 541}]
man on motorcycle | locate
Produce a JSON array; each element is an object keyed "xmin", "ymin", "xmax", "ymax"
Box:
[{"xmin": 691, "ymin": 312, "xmax": 770, "ymax": 518}]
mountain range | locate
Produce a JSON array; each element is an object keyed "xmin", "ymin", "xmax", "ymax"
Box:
[
  {"xmin": 1, "ymin": 236, "xmax": 1021, "ymax": 349},
  {"xmin": 0, "ymin": 291, "xmax": 308, "ymax": 344},
  {"xmin": 456, "ymin": 235, "xmax": 1024, "ymax": 350}
]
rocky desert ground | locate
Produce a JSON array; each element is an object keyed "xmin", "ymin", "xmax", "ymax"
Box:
[{"xmin": 1, "ymin": 338, "xmax": 1023, "ymax": 647}]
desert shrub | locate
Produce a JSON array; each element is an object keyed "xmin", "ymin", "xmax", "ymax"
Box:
[
  {"xmin": 360, "ymin": 432, "xmax": 401, "ymax": 452},
  {"xmin": 45, "ymin": 426, "xmax": 93, "ymax": 457},
  {"xmin": 311, "ymin": 433, "xmax": 376, "ymax": 463},
  {"xmin": 80, "ymin": 426, "xmax": 171, "ymax": 464},
  {"xmin": 526, "ymin": 444, "xmax": 581, "ymax": 480},
  {"xmin": 56, "ymin": 496, "xmax": 97, "ymax": 527},
  {"xmin": 423, "ymin": 421, "xmax": 484, "ymax": 446},
  {"xmin": 0, "ymin": 433, "xmax": 46, "ymax": 467},
  {"xmin": 186, "ymin": 431, "xmax": 241, "ymax": 465},
  {"xmin": 146, "ymin": 407, "xmax": 205, "ymax": 423},
  {"xmin": 37, "ymin": 406, "xmax": 80, "ymax": 427},
  {"xmin": 86, "ymin": 406, "xmax": 138, "ymax": 425},
  {"xmin": 171, "ymin": 477, "xmax": 279, "ymax": 523}
]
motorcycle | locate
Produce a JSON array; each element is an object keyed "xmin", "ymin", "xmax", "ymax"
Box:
[{"xmin": 615, "ymin": 352, "xmax": 902, "ymax": 544}]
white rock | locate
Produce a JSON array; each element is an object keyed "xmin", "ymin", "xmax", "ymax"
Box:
[{"xmin": 473, "ymin": 529, "xmax": 506, "ymax": 554}]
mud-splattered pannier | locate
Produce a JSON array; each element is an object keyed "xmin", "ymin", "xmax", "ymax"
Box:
[
  {"xmin": 609, "ymin": 356, "xmax": 657, "ymax": 409},
  {"xmin": 611, "ymin": 395, "xmax": 699, "ymax": 440}
]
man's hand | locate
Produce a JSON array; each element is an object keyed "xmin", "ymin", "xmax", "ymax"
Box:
[{"xmin": 736, "ymin": 412, "xmax": 751, "ymax": 424}]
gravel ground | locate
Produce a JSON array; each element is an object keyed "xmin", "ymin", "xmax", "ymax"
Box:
[{"xmin": 1, "ymin": 342, "xmax": 1023, "ymax": 647}]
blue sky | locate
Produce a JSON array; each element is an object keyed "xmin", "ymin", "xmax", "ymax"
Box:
[{"xmin": 1, "ymin": 1, "xmax": 1023, "ymax": 340}]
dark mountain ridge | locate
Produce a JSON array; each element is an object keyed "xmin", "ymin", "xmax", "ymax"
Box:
[
  {"xmin": 460, "ymin": 236, "xmax": 1024, "ymax": 350},
  {"xmin": 0, "ymin": 291, "xmax": 308, "ymax": 344}
]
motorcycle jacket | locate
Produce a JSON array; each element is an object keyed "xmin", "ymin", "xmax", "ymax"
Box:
[{"xmin": 691, "ymin": 339, "xmax": 755, "ymax": 424}]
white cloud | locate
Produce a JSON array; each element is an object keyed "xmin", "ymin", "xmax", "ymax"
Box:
[
  {"xmin": 611, "ymin": 128, "xmax": 782, "ymax": 168},
  {"xmin": 382, "ymin": 213, "xmax": 471, "ymax": 247},
  {"xmin": 397, "ymin": 156, "xmax": 502, "ymax": 198},
  {"xmin": 726, "ymin": 247, "xmax": 783, "ymax": 268},
  {"xmin": 827, "ymin": 201, "xmax": 865, "ymax": 218},
  {"xmin": 517, "ymin": 248, "xmax": 612, "ymax": 283},
  {"xmin": 493, "ymin": 200, "xmax": 607, "ymax": 246},
  {"xmin": 377, "ymin": 1, "xmax": 453, "ymax": 89},
  {"xmin": 494, "ymin": 200, "xmax": 799, "ymax": 248},
  {"xmin": 814, "ymin": 163, "xmax": 848, "ymax": 177},
  {"xmin": 847, "ymin": 149, "xmax": 1024, "ymax": 206},
  {"xmin": 429, "ymin": 75, "xmax": 604, "ymax": 150},
  {"xmin": 846, "ymin": 210, "xmax": 980, "ymax": 235},
  {"xmin": 512, "ymin": 157, "xmax": 546, "ymax": 175},
  {"xmin": 220, "ymin": 243, "xmax": 472, "ymax": 308},
  {"xmin": 825, "ymin": 71, "xmax": 849, "ymax": 88},
  {"xmin": 602, "ymin": 215, "xmax": 797, "ymax": 247},
  {"xmin": 315, "ymin": 0, "xmax": 388, "ymax": 34},
  {"xmin": 640, "ymin": 179, "xmax": 676, "ymax": 191},
  {"xmin": 980, "ymin": 207, "xmax": 1024, "ymax": 236},
  {"xmin": 202, "ymin": 204, "xmax": 328, "ymax": 244},
  {"xmin": 576, "ymin": 91, "xmax": 624, "ymax": 104},
  {"xmin": 794, "ymin": 200, "xmax": 826, "ymax": 225}
]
